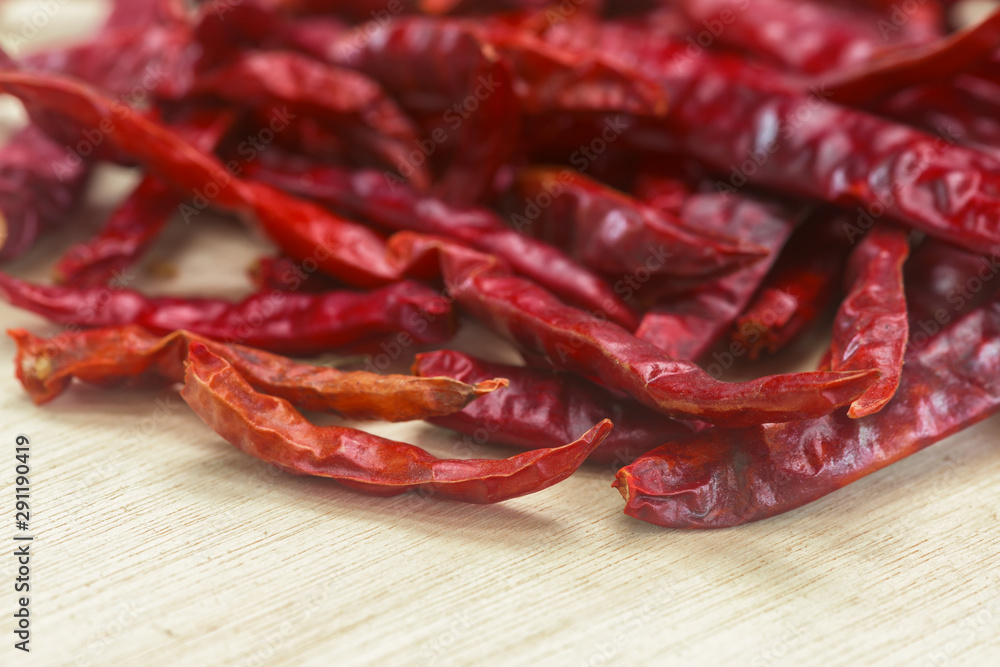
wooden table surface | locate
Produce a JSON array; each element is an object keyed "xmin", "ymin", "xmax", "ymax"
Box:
[{"xmin": 2, "ymin": 2, "xmax": 1000, "ymax": 666}]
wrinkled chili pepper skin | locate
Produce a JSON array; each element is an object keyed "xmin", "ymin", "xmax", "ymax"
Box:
[
  {"xmin": 53, "ymin": 109, "xmax": 236, "ymax": 286},
  {"xmin": 0, "ymin": 272, "xmax": 453, "ymax": 356},
  {"xmin": 189, "ymin": 50, "xmax": 431, "ymax": 188},
  {"xmin": 413, "ymin": 350, "xmax": 700, "ymax": 466},
  {"xmin": 734, "ymin": 215, "xmax": 853, "ymax": 359},
  {"xmin": 553, "ymin": 26, "xmax": 1000, "ymax": 258},
  {"xmin": 904, "ymin": 240, "xmax": 1000, "ymax": 335},
  {"xmin": 828, "ymin": 225, "xmax": 909, "ymax": 418},
  {"xmin": 0, "ymin": 70, "xmax": 411, "ymax": 288},
  {"xmin": 678, "ymin": 0, "xmax": 941, "ymax": 76},
  {"xmin": 823, "ymin": 8, "xmax": 1000, "ymax": 105},
  {"xmin": 0, "ymin": 125, "xmax": 90, "ymax": 261},
  {"xmin": 390, "ymin": 233, "xmax": 879, "ymax": 426},
  {"xmin": 53, "ymin": 175, "xmax": 178, "ymax": 285},
  {"xmin": 248, "ymin": 256, "xmax": 344, "ymax": 294},
  {"xmin": 616, "ymin": 296, "xmax": 1000, "ymax": 529},
  {"xmin": 513, "ymin": 167, "xmax": 768, "ymax": 282},
  {"xmin": 9, "ymin": 326, "xmax": 504, "ymax": 422},
  {"xmin": 636, "ymin": 193, "xmax": 799, "ymax": 360},
  {"xmin": 181, "ymin": 343, "xmax": 613, "ymax": 503},
  {"xmin": 245, "ymin": 158, "xmax": 640, "ymax": 329}
]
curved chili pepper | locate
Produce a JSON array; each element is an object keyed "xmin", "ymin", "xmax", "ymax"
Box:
[
  {"xmin": 248, "ymin": 256, "xmax": 344, "ymax": 294},
  {"xmin": 678, "ymin": 0, "xmax": 941, "ymax": 76},
  {"xmin": 512, "ymin": 167, "xmax": 769, "ymax": 283},
  {"xmin": 390, "ymin": 232, "xmax": 879, "ymax": 427},
  {"xmin": 189, "ymin": 50, "xmax": 431, "ymax": 188},
  {"xmin": 245, "ymin": 157, "xmax": 640, "ymax": 329},
  {"xmin": 0, "ymin": 70, "xmax": 403, "ymax": 287},
  {"xmin": 615, "ymin": 296, "xmax": 1000, "ymax": 529},
  {"xmin": 0, "ymin": 272, "xmax": 453, "ymax": 356},
  {"xmin": 0, "ymin": 125, "xmax": 90, "ymax": 261},
  {"xmin": 734, "ymin": 213, "xmax": 853, "ymax": 359},
  {"xmin": 548, "ymin": 23, "xmax": 1000, "ymax": 259},
  {"xmin": 9, "ymin": 326, "xmax": 504, "ymax": 422},
  {"xmin": 904, "ymin": 239, "xmax": 1000, "ymax": 337},
  {"xmin": 413, "ymin": 350, "xmax": 700, "ymax": 466},
  {"xmin": 54, "ymin": 109, "xmax": 236, "ymax": 286},
  {"xmin": 823, "ymin": 7, "xmax": 1000, "ymax": 105},
  {"xmin": 827, "ymin": 225, "xmax": 909, "ymax": 418},
  {"xmin": 636, "ymin": 193, "xmax": 800, "ymax": 360},
  {"xmin": 181, "ymin": 342, "xmax": 613, "ymax": 503}
]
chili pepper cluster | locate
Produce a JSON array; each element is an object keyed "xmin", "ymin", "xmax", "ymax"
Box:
[{"xmin": 1, "ymin": 0, "xmax": 999, "ymax": 528}]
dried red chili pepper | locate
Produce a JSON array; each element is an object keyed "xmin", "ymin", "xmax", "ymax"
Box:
[
  {"xmin": 678, "ymin": 0, "xmax": 942, "ymax": 76},
  {"xmin": 512, "ymin": 167, "xmax": 768, "ymax": 283},
  {"xmin": 181, "ymin": 342, "xmax": 612, "ymax": 503},
  {"xmin": 413, "ymin": 349, "xmax": 701, "ymax": 466},
  {"xmin": 733, "ymin": 214, "xmax": 853, "ymax": 359},
  {"xmin": 391, "ymin": 232, "xmax": 878, "ymax": 426},
  {"xmin": 615, "ymin": 295, "xmax": 1000, "ymax": 529},
  {"xmin": 823, "ymin": 7, "xmax": 1000, "ymax": 105},
  {"xmin": 904, "ymin": 239, "xmax": 1000, "ymax": 338},
  {"xmin": 188, "ymin": 50, "xmax": 431, "ymax": 188},
  {"xmin": 826, "ymin": 225, "xmax": 909, "ymax": 418},
  {"xmin": 53, "ymin": 109, "xmax": 236, "ymax": 286},
  {"xmin": 875, "ymin": 74, "xmax": 1000, "ymax": 158},
  {"xmin": 245, "ymin": 157, "xmax": 640, "ymax": 329},
  {"xmin": 0, "ymin": 125, "xmax": 90, "ymax": 261},
  {"xmin": 635, "ymin": 193, "xmax": 800, "ymax": 361},
  {"xmin": 0, "ymin": 272, "xmax": 453, "ymax": 356},
  {"xmin": 323, "ymin": 16, "xmax": 521, "ymax": 204},
  {"xmin": 248, "ymin": 256, "xmax": 343, "ymax": 294},
  {"xmin": 542, "ymin": 22, "xmax": 1000, "ymax": 258},
  {"xmin": 10, "ymin": 326, "xmax": 503, "ymax": 422},
  {"xmin": 0, "ymin": 70, "xmax": 403, "ymax": 287}
]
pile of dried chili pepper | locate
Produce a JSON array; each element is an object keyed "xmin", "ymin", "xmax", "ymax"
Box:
[{"xmin": 2, "ymin": 0, "xmax": 1000, "ymax": 528}]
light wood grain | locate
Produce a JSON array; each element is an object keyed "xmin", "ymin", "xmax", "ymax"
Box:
[{"xmin": 1, "ymin": 3, "xmax": 999, "ymax": 666}]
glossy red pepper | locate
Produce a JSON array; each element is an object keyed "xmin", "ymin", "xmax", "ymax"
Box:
[{"xmin": 181, "ymin": 342, "xmax": 612, "ymax": 504}]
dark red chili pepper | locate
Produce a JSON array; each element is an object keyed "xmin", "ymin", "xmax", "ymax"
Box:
[
  {"xmin": 412, "ymin": 349, "xmax": 702, "ymax": 466},
  {"xmin": 823, "ymin": 7, "xmax": 1000, "ymax": 105},
  {"xmin": 181, "ymin": 342, "xmax": 612, "ymax": 503},
  {"xmin": 512, "ymin": 167, "xmax": 768, "ymax": 283},
  {"xmin": 545, "ymin": 22, "xmax": 1000, "ymax": 259},
  {"xmin": 53, "ymin": 108, "xmax": 236, "ymax": 286},
  {"xmin": 391, "ymin": 232, "xmax": 878, "ymax": 426},
  {"xmin": 248, "ymin": 256, "xmax": 344, "ymax": 294},
  {"xmin": 734, "ymin": 213, "xmax": 853, "ymax": 359},
  {"xmin": 678, "ymin": 0, "xmax": 942, "ymax": 76},
  {"xmin": 635, "ymin": 193, "xmax": 800, "ymax": 361},
  {"xmin": 874, "ymin": 74, "xmax": 1000, "ymax": 158},
  {"xmin": 189, "ymin": 50, "xmax": 432, "ymax": 188},
  {"xmin": 9, "ymin": 326, "xmax": 504, "ymax": 422},
  {"xmin": 615, "ymin": 294, "xmax": 1000, "ymax": 529},
  {"xmin": 0, "ymin": 272, "xmax": 453, "ymax": 356},
  {"xmin": 904, "ymin": 239, "xmax": 1000, "ymax": 339},
  {"xmin": 0, "ymin": 125, "xmax": 91, "ymax": 261},
  {"xmin": 826, "ymin": 225, "xmax": 909, "ymax": 418},
  {"xmin": 0, "ymin": 70, "xmax": 403, "ymax": 287},
  {"xmin": 244, "ymin": 156, "xmax": 640, "ymax": 329}
]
